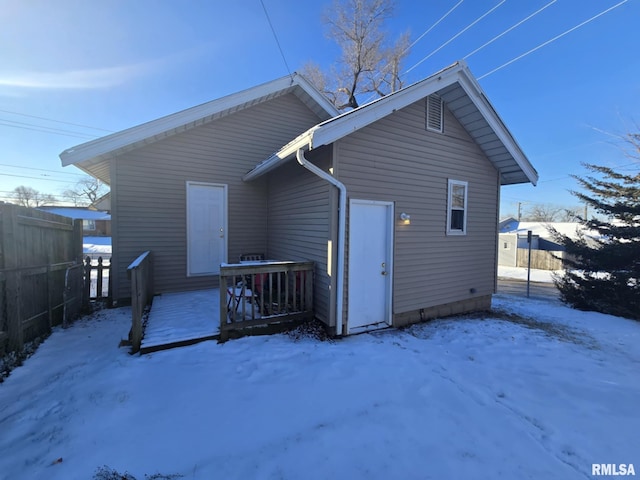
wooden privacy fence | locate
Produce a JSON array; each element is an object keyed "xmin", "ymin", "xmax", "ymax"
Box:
[
  {"xmin": 219, "ymin": 261, "xmax": 314, "ymax": 341},
  {"xmin": 128, "ymin": 251, "xmax": 153, "ymax": 353},
  {"xmin": 516, "ymin": 249, "xmax": 567, "ymax": 271},
  {"xmin": 0, "ymin": 203, "xmax": 83, "ymax": 355}
]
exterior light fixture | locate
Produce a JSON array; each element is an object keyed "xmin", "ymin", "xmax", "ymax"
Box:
[{"xmin": 400, "ymin": 212, "xmax": 411, "ymax": 225}]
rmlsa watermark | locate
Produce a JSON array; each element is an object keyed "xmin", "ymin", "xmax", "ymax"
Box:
[{"xmin": 592, "ymin": 464, "xmax": 636, "ymax": 476}]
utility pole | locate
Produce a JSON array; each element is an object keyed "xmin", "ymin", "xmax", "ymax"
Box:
[{"xmin": 518, "ymin": 202, "xmax": 525, "ymax": 222}]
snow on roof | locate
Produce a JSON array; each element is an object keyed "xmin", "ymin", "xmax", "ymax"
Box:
[
  {"xmin": 37, "ymin": 207, "xmax": 111, "ymax": 221},
  {"xmin": 500, "ymin": 221, "xmax": 597, "ymax": 240}
]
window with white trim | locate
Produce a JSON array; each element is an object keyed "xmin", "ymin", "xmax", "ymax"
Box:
[
  {"xmin": 447, "ymin": 179, "xmax": 468, "ymax": 235},
  {"xmin": 426, "ymin": 94, "xmax": 443, "ymax": 133},
  {"xmin": 83, "ymin": 219, "xmax": 96, "ymax": 231}
]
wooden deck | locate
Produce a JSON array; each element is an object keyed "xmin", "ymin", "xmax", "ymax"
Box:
[{"xmin": 140, "ymin": 289, "xmax": 219, "ymax": 354}]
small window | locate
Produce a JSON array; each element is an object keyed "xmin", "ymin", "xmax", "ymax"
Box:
[
  {"xmin": 83, "ymin": 219, "xmax": 96, "ymax": 231},
  {"xmin": 447, "ymin": 179, "xmax": 468, "ymax": 235},
  {"xmin": 426, "ymin": 94, "xmax": 443, "ymax": 133}
]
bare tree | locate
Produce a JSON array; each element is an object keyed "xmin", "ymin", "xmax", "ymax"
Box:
[
  {"xmin": 522, "ymin": 203, "xmax": 563, "ymax": 222},
  {"xmin": 11, "ymin": 186, "xmax": 56, "ymax": 208},
  {"xmin": 303, "ymin": 0, "xmax": 410, "ymax": 110},
  {"xmin": 62, "ymin": 177, "xmax": 108, "ymax": 207}
]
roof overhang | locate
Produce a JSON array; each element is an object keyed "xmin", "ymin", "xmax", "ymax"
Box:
[
  {"xmin": 244, "ymin": 61, "xmax": 538, "ymax": 186},
  {"xmin": 59, "ymin": 73, "xmax": 339, "ymax": 185}
]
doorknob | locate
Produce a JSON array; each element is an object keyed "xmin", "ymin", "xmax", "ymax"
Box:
[
  {"xmin": 219, "ymin": 227, "xmax": 224, "ymax": 238},
  {"xmin": 381, "ymin": 271, "xmax": 388, "ymax": 276}
]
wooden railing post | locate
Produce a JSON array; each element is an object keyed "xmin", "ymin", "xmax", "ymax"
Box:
[
  {"xmin": 219, "ymin": 274, "xmax": 228, "ymax": 341},
  {"xmin": 127, "ymin": 251, "xmax": 152, "ymax": 353}
]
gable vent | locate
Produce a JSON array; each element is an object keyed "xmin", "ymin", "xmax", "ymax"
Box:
[{"xmin": 426, "ymin": 94, "xmax": 443, "ymax": 133}]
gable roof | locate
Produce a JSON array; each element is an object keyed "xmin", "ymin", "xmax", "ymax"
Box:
[
  {"xmin": 59, "ymin": 73, "xmax": 339, "ymax": 184},
  {"xmin": 244, "ymin": 61, "xmax": 538, "ymax": 186}
]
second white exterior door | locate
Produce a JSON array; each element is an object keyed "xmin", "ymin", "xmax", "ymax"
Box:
[{"xmin": 347, "ymin": 199, "xmax": 393, "ymax": 333}]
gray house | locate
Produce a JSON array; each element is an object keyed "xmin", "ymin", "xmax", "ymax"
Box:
[{"xmin": 60, "ymin": 60, "xmax": 538, "ymax": 336}]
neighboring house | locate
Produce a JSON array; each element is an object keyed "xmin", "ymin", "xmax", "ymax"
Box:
[
  {"xmin": 91, "ymin": 192, "xmax": 111, "ymax": 213},
  {"xmin": 498, "ymin": 219, "xmax": 597, "ymax": 269},
  {"xmin": 60, "ymin": 60, "xmax": 538, "ymax": 336},
  {"xmin": 37, "ymin": 206, "xmax": 111, "ymax": 236}
]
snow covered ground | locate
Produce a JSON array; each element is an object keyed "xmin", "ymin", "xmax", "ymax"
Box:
[
  {"xmin": 498, "ymin": 265, "xmax": 558, "ymax": 283},
  {"xmin": 1, "ymin": 293, "xmax": 638, "ymax": 479}
]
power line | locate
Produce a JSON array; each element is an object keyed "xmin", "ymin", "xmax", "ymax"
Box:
[
  {"xmin": 463, "ymin": 0, "xmax": 557, "ymax": 60},
  {"xmin": 478, "ymin": 0, "xmax": 629, "ymax": 80},
  {"xmin": 0, "ymin": 163, "xmax": 86, "ymax": 177},
  {"xmin": 408, "ymin": 0, "xmax": 465, "ymax": 52},
  {"xmin": 260, "ymin": 0, "xmax": 293, "ymax": 79},
  {"xmin": 406, "ymin": 0, "xmax": 508, "ymax": 75},
  {"xmin": 362, "ymin": 1, "xmax": 465, "ymax": 104},
  {"xmin": 0, "ymin": 120, "xmax": 97, "ymax": 140},
  {"xmin": 0, "ymin": 173, "xmax": 81, "ymax": 184},
  {"xmin": 0, "ymin": 108, "xmax": 113, "ymax": 133}
]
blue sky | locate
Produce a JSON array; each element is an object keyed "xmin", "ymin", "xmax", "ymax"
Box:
[{"xmin": 1, "ymin": 0, "xmax": 638, "ymax": 217}]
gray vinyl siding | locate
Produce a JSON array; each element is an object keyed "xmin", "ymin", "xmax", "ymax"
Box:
[
  {"xmin": 266, "ymin": 147, "xmax": 334, "ymax": 325},
  {"xmin": 112, "ymin": 93, "xmax": 323, "ymax": 301},
  {"xmin": 336, "ymin": 98, "xmax": 500, "ymax": 315}
]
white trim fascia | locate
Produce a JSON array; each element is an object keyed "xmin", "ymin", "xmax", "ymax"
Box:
[
  {"xmin": 242, "ymin": 129, "xmax": 316, "ymax": 181},
  {"xmin": 60, "ymin": 74, "xmax": 335, "ymax": 168},
  {"xmin": 293, "ymin": 74, "xmax": 341, "ymax": 118},
  {"xmin": 244, "ymin": 63, "xmax": 466, "ymax": 182},
  {"xmin": 311, "ymin": 66, "xmax": 463, "ymax": 149},
  {"xmin": 455, "ymin": 70, "xmax": 538, "ymax": 186}
]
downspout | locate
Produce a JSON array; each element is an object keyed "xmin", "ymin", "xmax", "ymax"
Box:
[{"xmin": 296, "ymin": 148, "xmax": 346, "ymax": 336}]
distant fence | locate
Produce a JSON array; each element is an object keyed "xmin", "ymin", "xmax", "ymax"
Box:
[
  {"xmin": 0, "ymin": 203, "xmax": 83, "ymax": 356},
  {"xmin": 83, "ymin": 256, "xmax": 111, "ymax": 303},
  {"xmin": 127, "ymin": 251, "xmax": 153, "ymax": 353},
  {"xmin": 516, "ymin": 249, "xmax": 567, "ymax": 271}
]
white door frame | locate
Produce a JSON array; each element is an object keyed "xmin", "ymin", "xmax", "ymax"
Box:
[
  {"xmin": 347, "ymin": 199, "xmax": 394, "ymax": 333},
  {"xmin": 186, "ymin": 181, "xmax": 228, "ymax": 276}
]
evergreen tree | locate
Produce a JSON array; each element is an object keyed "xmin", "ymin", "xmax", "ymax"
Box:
[{"xmin": 551, "ymin": 155, "xmax": 639, "ymax": 320}]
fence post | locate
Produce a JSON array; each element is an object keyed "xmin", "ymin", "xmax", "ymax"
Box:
[
  {"xmin": 2, "ymin": 205, "xmax": 23, "ymax": 352},
  {"xmin": 83, "ymin": 256, "xmax": 91, "ymax": 309},
  {"xmin": 72, "ymin": 219, "xmax": 83, "ymax": 264},
  {"xmin": 107, "ymin": 257, "xmax": 113, "ymax": 307},
  {"xmin": 6, "ymin": 272, "xmax": 23, "ymax": 352},
  {"xmin": 46, "ymin": 264, "xmax": 53, "ymax": 330},
  {"xmin": 97, "ymin": 256, "xmax": 104, "ymax": 300}
]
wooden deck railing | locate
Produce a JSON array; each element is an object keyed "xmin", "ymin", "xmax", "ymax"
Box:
[
  {"xmin": 219, "ymin": 261, "xmax": 314, "ymax": 340},
  {"xmin": 127, "ymin": 251, "xmax": 153, "ymax": 353}
]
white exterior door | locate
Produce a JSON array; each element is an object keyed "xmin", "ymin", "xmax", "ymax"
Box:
[
  {"xmin": 347, "ymin": 199, "xmax": 393, "ymax": 333},
  {"xmin": 186, "ymin": 182, "xmax": 227, "ymax": 276}
]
